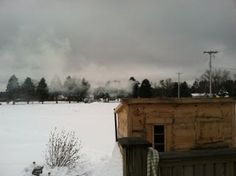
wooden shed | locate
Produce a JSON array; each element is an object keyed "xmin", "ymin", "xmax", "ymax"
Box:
[{"xmin": 114, "ymin": 98, "xmax": 236, "ymax": 152}]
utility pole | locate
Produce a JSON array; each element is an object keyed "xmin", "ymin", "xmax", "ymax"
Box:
[
  {"xmin": 177, "ymin": 72, "xmax": 182, "ymax": 99},
  {"xmin": 203, "ymin": 50, "xmax": 218, "ymax": 97}
]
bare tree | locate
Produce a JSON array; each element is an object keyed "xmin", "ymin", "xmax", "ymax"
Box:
[
  {"xmin": 45, "ymin": 128, "xmax": 82, "ymax": 169},
  {"xmin": 199, "ymin": 69, "xmax": 231, "ymax": 94},
  {"xmin": 200, "ymin": 69, "xmax": 230, "ymax": 84}
]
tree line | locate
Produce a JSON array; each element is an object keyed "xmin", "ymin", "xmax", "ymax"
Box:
[
  {"xmin": 0, "ymin": 75, "xmax": 91, "ymax": 104},
  {"xmin": 130, "ymin": 69, "xmax": 236, "ymax": 98},
  {"xmin": 1, "ymin": 69, "xmax": 236, "ymax": 104}
]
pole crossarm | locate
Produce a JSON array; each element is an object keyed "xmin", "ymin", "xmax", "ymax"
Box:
[{"xmin": 203, "ymin": 51, "xmax": 218, "ymax": 54}]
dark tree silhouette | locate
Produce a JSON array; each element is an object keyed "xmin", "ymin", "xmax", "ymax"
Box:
[
  {"xmin": 80, "ymin": 78, "xmax": 91, "ymax": 100},
  {"xmin": 171, "ymin": 82, "xmax": 178, "ymax": 97},
  {"xmin": 190, "ymin": 81, "xmax": 200, "ymax": 93},
  {"xmin": 129, "ymin": 77, "xmax": 139, "ymax": 98},
  {"xmin": 180, "ymin": 81, "xmax": 191, "ymax": 97},
  {"xmin": 36, "ymin": 78, "xmax": 49, "ymax": 104},
  {"xmin": 139, "ymin": 79, "xmax": 152, "ymax": 98},
  {"xmin": 74, "ymin": 78, "xmax": 91, "ymax": 102},
  {"xmin": 21, "ymin": 77, "xmax": 35, "ymax": 104},
  {"xmin": 0, "ymin": 91, "xmax": 7, "ymax": 102},
  {"xmin": 6, "ymin": 75, "xmax": 20, "ymax": 104}
]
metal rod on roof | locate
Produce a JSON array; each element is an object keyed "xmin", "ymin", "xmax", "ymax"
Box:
[{"xmin": 114, "ymin": 109, "xmax": 118, "ymax": 142}]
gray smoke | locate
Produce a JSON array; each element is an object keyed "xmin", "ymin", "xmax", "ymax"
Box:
[{"xmin": 0, "ymin": 0, "xmax": 236, "ymax": 90}]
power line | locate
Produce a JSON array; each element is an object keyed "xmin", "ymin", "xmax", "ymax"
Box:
[{"xmin": 219, "ymin": 67, "xmax": 236, "ymax": 71}]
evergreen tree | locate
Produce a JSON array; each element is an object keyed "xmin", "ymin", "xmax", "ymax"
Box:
[
  {"xmin": 232, "ymin": 81, "xmax": 236, "ymax": 97},
  {"xmin": 171, "ymin": 82, "xmax": 178, "ymax": 97},
  {"xmin": 152, "ymin": 83, "xmax": 162, "ymax": 97},
  {"xmin": 36, "ymin": 78, "xmax": 49, "ymax": 104},
  {"xmin": 6, "ymin": 75, "xmax": 20, "ymax": 104},
  {"xmin": 139, "ymin": 79, "xmax": 152, "ymax": 98},
  {"xmin": 0, "ymin": 92, "xmax": 7, "ymax": 102},
  {"xmin": 190, "ymin": 81, "xmax": 200, "ymax": 93},
  {"xmin": 157, "ymin": 81, "xmax": 191, "ymax": 98},
  {"xmin": 74, "ymin": 78, "xmax": 91, "ymax": 102},
  {"xmin": 129, "ymin": 77, "xmax": 139, "ymax": 98},
  {"xmin": 80, "ymin": 78, "xmax": 91, "ymax": 100},
  {"xmin": 180, "ymin": 81, "xmax": 191, "ymax": 97},
  {"xmin": 21, "ymin": 77, "xmax": 35, "ymax": 104},
  {"xmin": 198, "ymin": 80, "xmax": 208, "ymax": 93}
]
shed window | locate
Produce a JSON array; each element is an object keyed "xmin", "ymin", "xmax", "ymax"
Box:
[{"xmin": 154, "ymin": 125, "xmax": 165, "ymax": 152}]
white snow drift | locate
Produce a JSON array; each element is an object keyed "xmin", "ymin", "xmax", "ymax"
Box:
[{"xmin": 0, "ymin": 102, "xmax": 122, "ymax": 176}]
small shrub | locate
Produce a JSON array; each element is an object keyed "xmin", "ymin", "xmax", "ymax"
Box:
[{"xmin": 45, "ymin": 128, "xmax": 82, "ymax": 169}]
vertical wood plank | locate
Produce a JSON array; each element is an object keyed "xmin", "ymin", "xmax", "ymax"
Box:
[
  {"xmin": 233, "ymin": 162, "xmax": 236, "ymax": 176},
  {"xmin": 194, "ymin": 164, "xmax": 204, "ymax": 176},
  {"xmin": 173, "ymin": 166, "xmax": 183, "ymax": 176},
  {"xmin": 226, "ymin": 161, "xmax": 234, "ymax": 176},
  {"xmin": 127, "ymin": 148, "xmax": 148, "ymax": 176},
  {"xmin": 205, "ymin": 163, "xmax": 214, "ymax": 176},
  {"xmin": 183, "ymin": 165, "xmax": 194, "ymax": 176},
  {"xmin": 215, "ymin": 163, "xmax": 225, "ymax": 176},
  {"xmin": 160, "ymin": 166, "xmax": 173, "ymax": 176}
]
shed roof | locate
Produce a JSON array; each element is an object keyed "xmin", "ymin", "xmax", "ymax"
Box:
[
  {"xmin": 114, "ymin": 98, "xmax": 236, "ymax": 113},
  {"xmin": 118, "ymin": 137, "xmax": 152, "ymax": 148}
]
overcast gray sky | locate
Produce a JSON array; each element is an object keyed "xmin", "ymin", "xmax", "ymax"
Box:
[{"xmin": 0, "ymin": 0, "xmax": 236, "ymax": 90}]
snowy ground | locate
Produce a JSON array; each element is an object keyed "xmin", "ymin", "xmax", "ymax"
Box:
[{"xmin": 0, "ymin": 102, "xmax": 121, "ymax": 176}]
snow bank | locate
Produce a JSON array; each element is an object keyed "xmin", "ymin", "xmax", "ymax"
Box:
[
  {"xmin": 0, "ymin": 102, "xmax": 119, "ymax": 176},
  {"xmin": 21, "ymin": 143, "xmax": 122, "ymax": 176},
  {"xmin": 92, "ymin": 143, "xmax": 123, "ymax": 176},
  {"xmin": 23, "ymin": 165, "xmax": 86, "ymax": 176}
]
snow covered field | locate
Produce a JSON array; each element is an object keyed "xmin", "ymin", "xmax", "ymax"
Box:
[{"xmin": 0, "ymin": 102, "xmax": 120, "ymax": 176}]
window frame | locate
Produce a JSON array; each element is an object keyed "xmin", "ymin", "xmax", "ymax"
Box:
[{"xmin": 153, "ymin": 125, "xmax": 166, "ymax": 152}]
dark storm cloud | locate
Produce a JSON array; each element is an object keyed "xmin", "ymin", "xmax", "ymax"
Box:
[{"xmin": 0, "ymin": 0, "xmax": 236, "ymax": 90}]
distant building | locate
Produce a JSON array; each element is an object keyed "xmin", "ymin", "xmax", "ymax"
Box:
[
  {"xmin": 114, "ymin": 98, "xmax": 236, "ymax": 152},
  {"xmin": 191, "ymin": 93, "xmax": 207, "ymax": 98}
]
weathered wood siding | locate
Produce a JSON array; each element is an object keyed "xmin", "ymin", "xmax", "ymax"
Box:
[
  {"xmin": 117, "ymin": 104, "xmax": 129, "ymax": 138},
  {"xmin": 118, "ymin": 137, "xmax": 151, "ymax": 176},
  {"xmin": 233, "ymin": 103, "xmax": 236, "ymax": 147},
  {"xmin": 121, "ymin": 100, "xmax": 236, "ymax": 151},
  {"xmin": 159, "ymin": 149, "xmax": 236, "ymax": 176}
]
